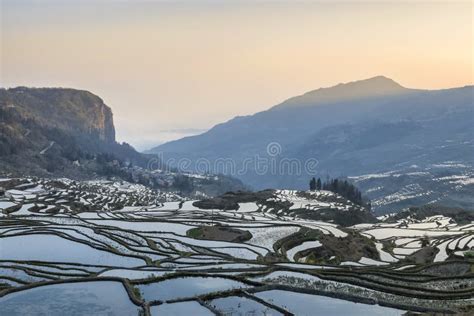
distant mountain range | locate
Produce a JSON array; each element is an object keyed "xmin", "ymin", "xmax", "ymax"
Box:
[{"xmin": 149, "ymin": 76, "xmax": 474, "ymax": 212}]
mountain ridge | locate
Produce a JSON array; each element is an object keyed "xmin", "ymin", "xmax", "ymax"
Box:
[
  {"xmin": 153, "ymin": 77, "xmax": 474, "ymax": 154},
  {"xmin": 151, "ymin": 77, "xmax": 473, "ymax": 156},
  {"xmin": 149, "ymin": 77, "xmax": 474, "ymax": 212},
  {"xmin": 150, "ymin": 75, "xmax": 416, "ymax": 153},
  {"xmin": 271, "ymin": 75, "xmax": 413, "ymax": 111}
]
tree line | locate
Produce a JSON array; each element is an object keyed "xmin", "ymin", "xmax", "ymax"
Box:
[{"xmin": 309, "ymin": 177, "xmax": 371, "ymax": 210}]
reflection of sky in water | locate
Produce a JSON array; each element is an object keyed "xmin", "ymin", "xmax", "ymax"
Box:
[
  {"xmin": 0, "ymin": 281, "xmax": 140, "ymax": 316},
  {"xmin": 89, "ymin": 219, "xmax": 194, "ymax": 235},
  {"xmin": 150, "ymin": 301, "xmax": 213, "ymax": 316},
  {"xmin": 138, "ymin": 277, "xmax": 250, "ymax": 301},
  {"xmin": 0, "ymin": 234, "xmax": 145, "ymax": 267},
  {"xmin": 255, "ymin": 290, "xmax": 404, "ymax": 316},
  {"xmin": 211, "ymin": 296, "xmax": 284, "ymax": 316}
]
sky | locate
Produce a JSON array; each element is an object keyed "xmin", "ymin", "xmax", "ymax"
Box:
[{"xmin": 1, "ymin": 0, "xmax": 473, "ymax": 150}]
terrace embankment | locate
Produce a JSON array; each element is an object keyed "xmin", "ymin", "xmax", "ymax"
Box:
[
  {"xmin": 187, "ymin": 225, "xmax": 252, "ymax": 243},
  {"xmin": 275, "ymin": 228, "xmax": 378, "ymax": 263}
]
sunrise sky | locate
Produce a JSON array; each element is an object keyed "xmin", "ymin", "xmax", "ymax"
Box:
[{"xmin": 1, "ymin": 1, "xmax": 472, "ymax": 149}]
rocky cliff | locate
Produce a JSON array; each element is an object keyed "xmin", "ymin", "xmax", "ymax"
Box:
[
  {"xmin": 0, "ymin": 87, "xmax": 143, "ymax": 178},
  {"xmin": 0, "ymin": 87, "xmax": 116, "ymax": 143}
]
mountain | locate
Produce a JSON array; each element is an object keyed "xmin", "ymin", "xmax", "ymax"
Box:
[
  {"xmin": 0, "ymin": 87, "xmax": 148, "ymax": 176},
  {"xmin": 272, "ymin": 75, "xmax": 410, "ymax": 109},
  {"xmin": 1, "ymin": 87, "xmax": 116, "ymax": 143},
  {"xmin": 149, "ymin": 76, "xmax": 474, "ymax": 212},
  {"xmin": 0, "ymin": 87, "xmax": 245, "ymax": 196}
]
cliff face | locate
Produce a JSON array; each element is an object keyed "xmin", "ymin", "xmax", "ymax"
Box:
[
  {"xmin": 0, "ymin": 87, "xmax": 116, "ymax": 143},
  {"xmin": 0, "ymin": 87, "xmax": 245, "ymax": 195},
  {"xmin": 0, "ymin": 87, "xmax": 148, "ymax": 178}
]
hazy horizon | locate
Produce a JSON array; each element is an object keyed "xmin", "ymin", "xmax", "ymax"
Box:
[{"xmin": 1, "ymin": 0, "xmax": 472, "ymax": 150}]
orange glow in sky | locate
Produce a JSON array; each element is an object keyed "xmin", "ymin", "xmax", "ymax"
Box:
[{"xmin": 1, "ymin": 1, "xmax": 472, "ymax": 149}]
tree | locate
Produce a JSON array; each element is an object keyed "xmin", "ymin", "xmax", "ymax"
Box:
[
  {"xmin": 316, "ymin": 178, "xmax": 322, "ymax": 190},
  {"xmin": 316, "ymin": 176, "xmax": 370, "ymax": 208},
  {"xmin": 309, "ymin": 177, "xmax": 316, "ymax": 191}
]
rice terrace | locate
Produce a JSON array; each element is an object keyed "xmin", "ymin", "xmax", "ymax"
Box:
[{"xmin": 0, "ymin": 177, "xmax": 472, "ymax": 315}]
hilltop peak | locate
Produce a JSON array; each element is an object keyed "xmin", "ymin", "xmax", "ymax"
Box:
[
  {"xmin": 337, "ymin": 75, "xmax": 405, "ymax": 90},
  {"xmin": 275, "ymin": 76, "xmax": 410, "ymax": 109}
]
